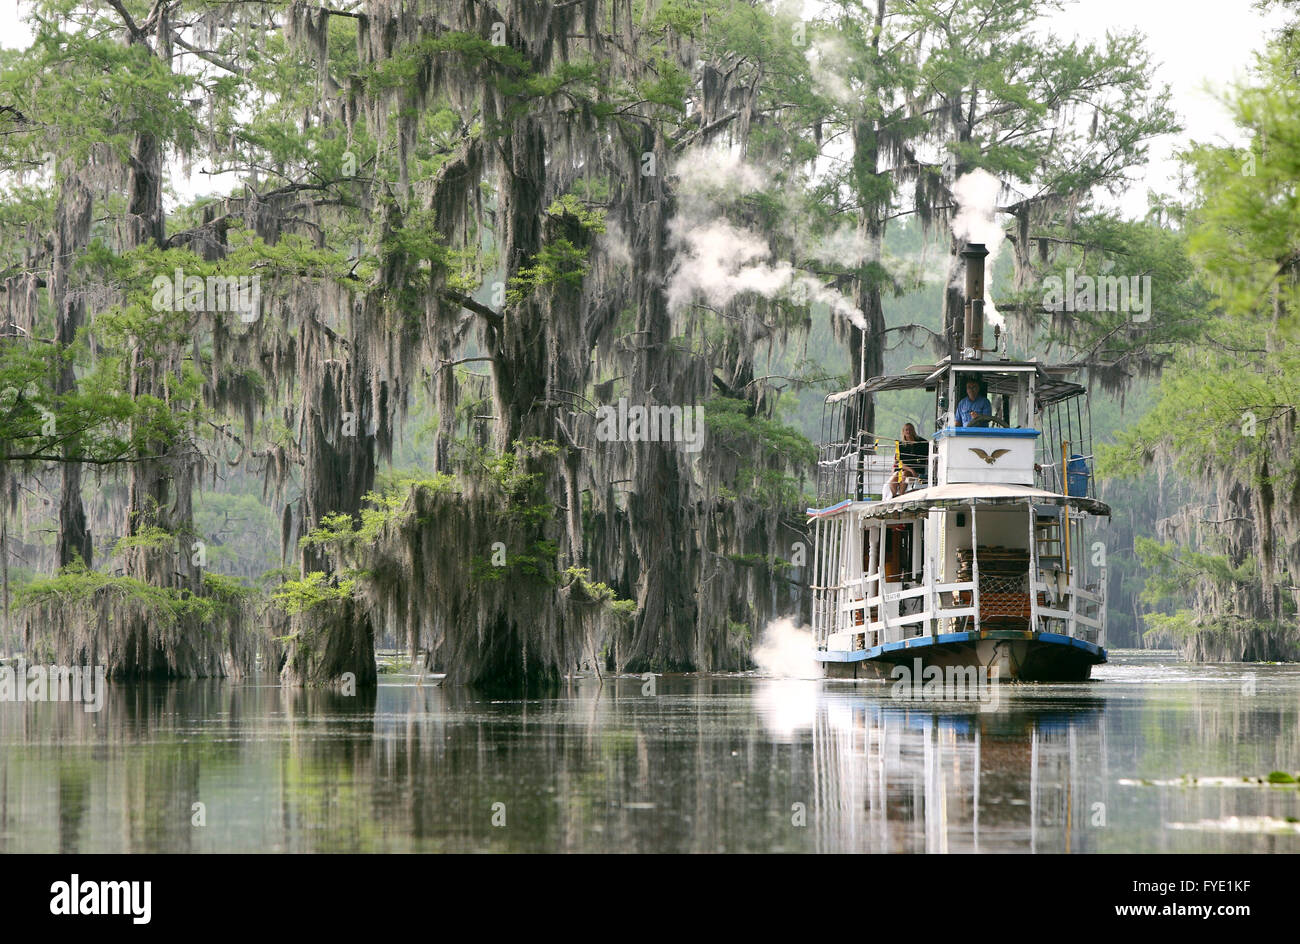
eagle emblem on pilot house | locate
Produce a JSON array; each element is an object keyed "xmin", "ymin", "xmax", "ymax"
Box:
[{"xmin": 970, "ymin": 447, "xmax": 1011, "ymax": 465}]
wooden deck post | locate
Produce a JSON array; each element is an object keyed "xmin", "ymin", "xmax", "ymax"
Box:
[
  {"xmin": 878, "ymin": 521, "xmax": 890, "ymax": 643},
  {"xmin": 812, "ymin": 517, "xmax": 823, "ymax": 646},
  {"xmin": 926, "ymin": 512, "xmax": 938, "ymax": 638},
  {"xmin": 1027, "ymin": 500, "xmax": 1039, "ymax": 636},
  {"xmin": 830, "ymin": 514, "xmax": 842, "ymax": 638}
]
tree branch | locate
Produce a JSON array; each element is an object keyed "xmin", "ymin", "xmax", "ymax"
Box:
[{"xmin": 443, "ymin": 291, "xmax": 503, "ymax": 329}]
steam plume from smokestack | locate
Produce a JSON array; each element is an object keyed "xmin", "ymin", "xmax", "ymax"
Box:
[{"xmin": 950, "ymin": 169, "xmax": 1006, "ymax": 329}]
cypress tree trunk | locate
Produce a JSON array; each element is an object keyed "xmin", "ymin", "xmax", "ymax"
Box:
[
  {"xmin": 492, "ymin": 115, "xmax": 551, "ymax": 448},
  {"xmin": 622, "ymin": 130, "xmax": 698, "ymax": 671},
  {"xmin": 101, "ymin": 11, "xmax": 216, "ymax": 677},
  {"xmin": 52, "ymin": 178, "xmax": 92, "ymax": 568},
  {"xmin": 280, "ymin": 335, "xmax": 379, "ymax": 687}
]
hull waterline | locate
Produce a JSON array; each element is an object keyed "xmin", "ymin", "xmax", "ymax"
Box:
[{"xmin": 816, "ymin": 631, "xmax": 1106, "ymax": 682}]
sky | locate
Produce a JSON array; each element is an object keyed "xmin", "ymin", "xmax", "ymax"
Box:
[{"xmin": 0, "ymin": 0, "xmax": 1289, "ymax": 218}]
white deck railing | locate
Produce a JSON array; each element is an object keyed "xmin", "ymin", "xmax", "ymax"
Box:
[{"xmin": 819, "ymin": 571, "xmax": 1103, "ymax": 650}]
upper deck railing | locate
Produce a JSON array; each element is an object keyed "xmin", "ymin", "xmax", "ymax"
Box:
[
  {"xmin": 815, "ymin": 435, "xmax": 903, "ymax": 505},
  {"xmin": 814, "ymin": 423, "xmax": 1097, "ymax": 507},
  {"xmin": 815, "ymin": 359, "xmax": 1100, "ymax": 509}
]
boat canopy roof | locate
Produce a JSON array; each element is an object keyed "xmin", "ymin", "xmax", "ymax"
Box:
[
  {"xmin": 827, "ymin": 357, "xmax": 1085, "ymax": 405},
  {"xmin": 808, "ymin": 482, "xmax": 1110, "ymax": 520}
]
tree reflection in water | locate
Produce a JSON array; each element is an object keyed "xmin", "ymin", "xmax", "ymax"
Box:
[{"xmin": 0, "ymin": 664, "xmax": 1297, "ymax": 852}]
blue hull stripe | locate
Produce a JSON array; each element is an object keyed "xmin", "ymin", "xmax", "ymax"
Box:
[{"xmin": 814, "ymin": 632, "xmax": 1107, "ymax": 664}]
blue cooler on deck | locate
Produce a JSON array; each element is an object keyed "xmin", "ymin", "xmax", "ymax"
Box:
[{"xmin": 1067, "ymin": 454, "xmax": 1090, "ymax": 497}]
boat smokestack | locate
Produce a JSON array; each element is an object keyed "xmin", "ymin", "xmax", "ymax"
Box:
[{"xmin": 961, "ymin": 242, "xmax": 988, "ymax": 359}]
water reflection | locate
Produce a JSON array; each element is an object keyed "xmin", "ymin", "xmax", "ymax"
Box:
[
  {"xmin": 804, "ymin": 688, "xmax": 1108, "ymax": 853},
  {"xmin": 0, "ymin": 659, "xmax": 1297, "ymax": 852}
]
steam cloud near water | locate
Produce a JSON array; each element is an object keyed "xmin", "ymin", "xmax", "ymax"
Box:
[{"xmin": 753, "ymin": 617, "xmax": 821, "ymax": 679}]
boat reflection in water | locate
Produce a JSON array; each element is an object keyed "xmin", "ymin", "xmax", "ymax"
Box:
[{"xmin": 761, "ymin": 679, "xmax": 1108, "ymax": 853}]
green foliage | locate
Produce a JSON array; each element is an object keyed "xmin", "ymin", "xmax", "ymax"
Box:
[
  {"xmin": 705, "ymin": 397, "xmax": 816, "ymax": 463},
  {"xmin": 1134, "ymin": 535, "xmax": 1297, "ymax": 642},
  {"xmin": 0, "ymin": 5, "xmax": 199, "ymax": 173},
  {"xmin": 1140, "ymin": 609, "xmax": 1210, "ymax": 641},
  {"xmin": 470, "ymin": 538, "xmax": 558, "ymax": 585},
  {"xmin": 475, "ymin": 440, "xmax": 560, "ymax": 525},
  {"xmin": 727, "ymin": 619, "xmax": 751, "ymax": 644},
  {"xmin": 18, "ymin": 561, "xmax": 244, "ymax": 624},
  {"xmin": 201, "ymin": 571, "xmax": 256, "ymax": 605},
  {"xmin": 506, "ymin": 238, "xmax": 592, "ymax": 303},
  {"xmin": 1134, "ymin": 536, "xmax": 1257, "ymax": 603},
  {"xmin": 704, "ymin": 396, "xmax": 815, "ymax": 506},
  {"xmin": 1091, "ymin": 20, "xmax": 1300, "ymax": 648},
  {"xmin": 112, "ymin": 526, "xmax": 177, "ymax": 555},
  {"xmin": 0, "ymin": 315, "xmax": 145, "ymax": 466},
  {"xmin": 360, "ymin": 32, "xmax": 531, "ymax": 95},
  {"xmin": 1033, "ymin": 215, "xmax": 1208, "ymax": 359},
  {"xmin": 562, "ymin": 567, "xmax": 637, "ymax": 618},
  {"xmin": 1097, "ymin": 336, "xmax": 1300, "ymax": 482},
  {"xmin": 1184, "ymin": 30, "xmax": 1300, "ymax": 331},
  {"xmin": 300, "ymin": 473, "xmax": 459, "ymax": 556},
  {"xmin": 271, "ymin": 571, "xmax": 355, "ymax": 616},
  {"xmin": 633, "ymin": 57, "xmax": 689, "ymax": 111},
  {"xmin": 546, "ymin": 195, "xmax": 606, "ymax": 233}
]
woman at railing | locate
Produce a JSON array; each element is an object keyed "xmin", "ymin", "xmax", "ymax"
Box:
[{"xmin": 885, "ymin": 423, "xmax": 929, "ymax": 498}]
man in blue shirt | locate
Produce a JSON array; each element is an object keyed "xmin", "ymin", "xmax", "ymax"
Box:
[{"xmin": 955, "ymin": 379, "xmax": 992, "ymax": 427}]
